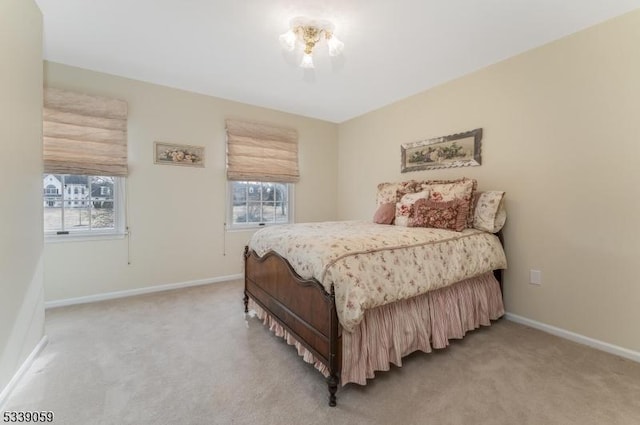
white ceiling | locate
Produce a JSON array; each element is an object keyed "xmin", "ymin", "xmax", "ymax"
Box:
[{"xmin": 35, "ymin": 0, "xmax": 639, "ymax": 123}]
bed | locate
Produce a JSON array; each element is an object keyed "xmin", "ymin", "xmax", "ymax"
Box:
[{"xmin": 243, "ymin": 179, "xmax": 507, "ymax": 406}]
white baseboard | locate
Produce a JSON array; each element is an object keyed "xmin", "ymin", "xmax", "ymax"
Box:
[
  {"xmin": 0, "ymin": 336, "xmax": 48, "ymax": 410},
  {"xmin": 45, "ymin": 274, "xmax": 244, "ymax": 309},
  {"xmin": 505, "ymin": 312, "xmax": 640, "ymax": 363}
]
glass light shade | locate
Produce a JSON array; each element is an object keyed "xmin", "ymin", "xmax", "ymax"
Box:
[
  {"xmin": 300, "ymin": 53, "xmax": 314, "ymax": 69},
  {"xmin": 279, "ymin": 30, "xmax": 297, "ymax": 52},
  {"xmin": 327, "ymin": 36, "xmax": 344, "ymax": 57}
]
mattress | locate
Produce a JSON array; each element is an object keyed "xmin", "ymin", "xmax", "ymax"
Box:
[{"xmin": 249, "ymin": 220, "xmax": 507, "ymax": 332}]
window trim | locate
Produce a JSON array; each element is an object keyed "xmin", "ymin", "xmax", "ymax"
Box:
[
  {"xmin": 44, "ymin": 175, "xmax": 126, "ymax": 242},
  {"xmin": 226, "ymin": 181, "xmax": 294, "ymax": 231}
]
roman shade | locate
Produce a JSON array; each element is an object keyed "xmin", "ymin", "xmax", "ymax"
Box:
[
  {"xmin": 226, "ymin": 119, "xmax": 299, "ymax": 183},
  {"xmin": 43, "ymin": 88, "xmax": 128, "ymax": 177}
]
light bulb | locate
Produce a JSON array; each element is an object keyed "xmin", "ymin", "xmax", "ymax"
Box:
[
  {"xmin": 279, "ymin": 30, "xmax": 297, "ymax": 52},
  {"xmin": 300, "ymin": 53, "xmax": 314, "ymax": 69},
  {"xmin": 327, "ymin": 35, "xmax": 344, "ymax": 57}
]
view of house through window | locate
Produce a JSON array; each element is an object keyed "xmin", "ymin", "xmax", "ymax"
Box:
[
  {"xmin": 43, "ymin": 174, "xmax": 121, "ymax": 235},
  {"xmin": 229, "ymin": 181, "xmax": 291, "ymax": 227}
]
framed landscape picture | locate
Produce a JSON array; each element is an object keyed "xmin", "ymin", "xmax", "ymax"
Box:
[
  {"xmin": 401, "ymin": 128, "xmax": 482, "ymax": 173},
  {"xmin": 154, "ymin": 142, "xmax": 205, "ymax": 167}
]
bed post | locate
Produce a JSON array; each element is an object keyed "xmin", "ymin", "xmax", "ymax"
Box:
[
  {"xmin": 243, "ymin": 246, "xmax": 249, "ymax": 313},
  {"xmin": 327, "ymin": 284, "xmax": 339, "ymax": 407},
  {"xmin": 494, "ymin": 230, "xmax": 505, "ymax": 295}
]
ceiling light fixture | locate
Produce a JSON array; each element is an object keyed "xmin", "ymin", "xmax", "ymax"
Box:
[{"xmin": 279, "ymin": 17, "xmax": 344, "ymax": 69}]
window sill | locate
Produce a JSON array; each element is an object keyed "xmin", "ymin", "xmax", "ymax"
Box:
[
  {"xmin": 45, "ymin": 232, "xmax": 128, "ymax": 244},
  {"xmin": 225, "ymin": 226, "xmax": 268, "ymax": 233},
  {"xmin": 226, "ymin": 223, "xmax": 291, "ymax": 232}
]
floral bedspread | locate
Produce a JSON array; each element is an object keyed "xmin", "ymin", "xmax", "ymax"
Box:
[{"xmin": 249, "ymin": 221, "xmax": 507, "ymax": 332}]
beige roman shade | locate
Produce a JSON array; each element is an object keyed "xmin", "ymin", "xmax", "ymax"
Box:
[
  {"xmin": 43, "ymin": 88, "xmax": 128, "ymax": 176},
  {"xmin": 226, "ymin": 119, "xmax": 299, "ymax": 183}
]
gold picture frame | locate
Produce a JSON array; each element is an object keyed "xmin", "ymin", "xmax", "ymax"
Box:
[
  {"xmin": 401, "ymin": 128, "xmax": 482, "ymax": 173},
  {"xmin": 154, "ymin": 142, "xmax": 205, "ymax": 167}
]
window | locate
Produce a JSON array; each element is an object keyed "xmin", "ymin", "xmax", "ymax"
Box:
[
  {"xmin": 225, "ymin": 119, "xmax": 299, "ymax": 230},
  {"xmin": 43, "ymin": 174, "xmax": 125, "ymax": 238},
  {"xmin": 43, "ymin": 88, "xmax": 129, "ymax": 240},
  {"xmin": 44, "ymin": 185, "xmax": 58, "ymax": 195},
  {"xmin": 228, "ymin": 181, "xmax": 292, "ymax": 228}
]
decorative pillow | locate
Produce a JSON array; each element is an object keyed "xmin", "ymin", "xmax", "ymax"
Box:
[
  {"xmin": 376, "ymin": 180, "xmax": 421, "ymax": 206},
  {"xmin": 420, "ymin": 177, "xmax": 477, "ymax": 227},
  {"xmin": 395, "ymin": 190, "xmax": 429, "ymax": 227},
  {"xmin": 494, "ymin": 204, "xmax": 506, "ymax": 231},
  {"xmin": 373, "ymin": 202, "xmax": 396, "ymax": 225},
  {"xmin": 472, "ymin": 191, "xmax": 506, "ymax": 233},
  {"xmin": 409, "ymin": 198, "xmax": 469, "ymax": 232}
]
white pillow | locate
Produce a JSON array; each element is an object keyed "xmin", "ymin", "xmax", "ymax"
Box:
[{"xmin": 472, "ymin": 191, "xmax": 506, "ymax": 233}]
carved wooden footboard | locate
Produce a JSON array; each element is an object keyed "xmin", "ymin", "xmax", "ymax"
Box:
[
  {"xmin": 243, "ymin": 246, "xmax": 341, "ymax": 406},
  {"xmin": 244, "ymin": 236, "xmax": 505, "ymax": 407}
]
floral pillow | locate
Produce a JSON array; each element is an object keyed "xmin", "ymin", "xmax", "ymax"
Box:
[
  {"xmin": 409, "ymin": 198, "xmax": 469, "ymax": 232},
  {"xmin": 420, "ymin": 177, "xmax": 477, "ymax": 227},
  {"xmin": 395, "ymin": 190, "xmax": 429, "ymax": 227},
  {"xmin": 376, "ymin": 180, "xmax": 421, "ymax": 206},
  {"xmin": 472, "ymin": 191, "xmax": 506, "ymax": 233}
]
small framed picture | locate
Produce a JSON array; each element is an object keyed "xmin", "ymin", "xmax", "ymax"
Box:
[
  {"xmin": 401, "ymin": 128, "xmax": 482, "ymax": 173},
  {"xmin": 154, "ymin": 142, "xmax": 205, "ymax": 167}
]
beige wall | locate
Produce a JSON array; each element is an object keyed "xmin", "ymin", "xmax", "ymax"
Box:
[
  {"xmin": 40, "ymin": 9, "xmax": 640, "ymax": 355},
  {"xmin": 0, "ymin": 0, "xmax": 45, "ymax": 393},
  {"xmin": 44, "ymin": 62, "xmax": 339, "ymax": 301},
  {"xmin": 338, "ymin": 11, "xmax": 640, "ymax": 352}
]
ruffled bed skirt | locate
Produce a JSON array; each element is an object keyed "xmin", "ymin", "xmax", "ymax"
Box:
[{"xmin": 247, "ymin": 271, "xmax": 504, "ymax": 386}]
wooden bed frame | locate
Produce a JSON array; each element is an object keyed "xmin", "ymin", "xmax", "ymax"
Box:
[{"xmin": 243, "ymin": 243, "xmax": 504, "ymax": 407}]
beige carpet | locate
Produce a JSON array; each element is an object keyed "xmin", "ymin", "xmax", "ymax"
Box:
[{"xmin": 4, "ymin": 280, "xmax": 640, "ymax": 425}]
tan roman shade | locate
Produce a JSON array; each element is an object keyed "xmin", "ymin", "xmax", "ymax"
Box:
[
  {"xmin": 226, "ymin": 119, "xmax": 299, "ymax": 183},
  {"xmin": 43, "ymin": 88, "xmax": 128, "ymax": 176}
]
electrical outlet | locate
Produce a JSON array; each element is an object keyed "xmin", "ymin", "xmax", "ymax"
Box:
[{"xmin": 529, "ymin": 269, "xmax": 542, "ymax": 285}]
